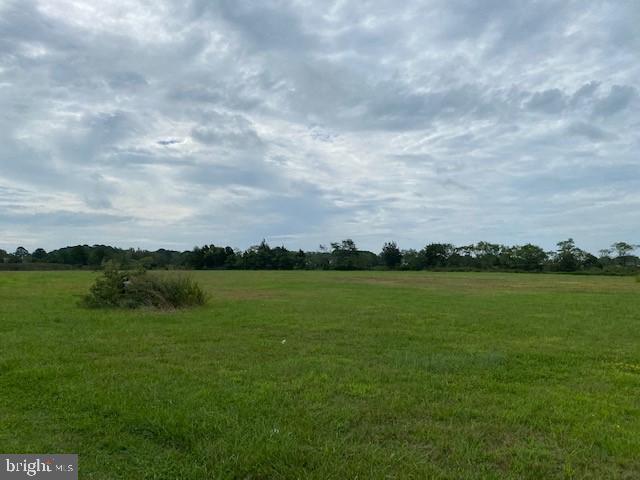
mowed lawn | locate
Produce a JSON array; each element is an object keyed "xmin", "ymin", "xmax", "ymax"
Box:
[{"xmin": 1, "ymin": 271, "xmax": 639, "ymax": 479}]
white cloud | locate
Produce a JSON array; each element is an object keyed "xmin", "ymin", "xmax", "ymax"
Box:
[{"xmin": 0, "ymin": 0, "xmax": 638, "ymax": 252}]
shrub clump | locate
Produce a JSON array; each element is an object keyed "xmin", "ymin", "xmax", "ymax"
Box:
[{"xmin": 83, "ymin": 264, "xmax": 207, "ymax": 309}]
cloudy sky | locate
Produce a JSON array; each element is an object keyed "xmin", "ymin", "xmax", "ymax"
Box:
[{"xmin": 0, "ymin": 0, "xmax": 638, "ymax": 253}]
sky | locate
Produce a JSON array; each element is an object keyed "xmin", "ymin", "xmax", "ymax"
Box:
[{"xmin": 0, "ymin": 0, "xmax": 638, "ymax": 253}]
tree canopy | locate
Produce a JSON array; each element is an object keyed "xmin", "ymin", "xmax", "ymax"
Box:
[{"xmin": 1, "ymin": 238, "xmax": 638, "ymax": 274}]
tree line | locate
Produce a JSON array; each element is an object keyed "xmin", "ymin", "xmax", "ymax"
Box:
[{"xmin": 1, "ymin": 239, "xmax": 638, "ymax": 274}]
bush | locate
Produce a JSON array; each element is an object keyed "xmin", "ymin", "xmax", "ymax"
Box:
[{"xmin": 83, "ymin": 263, "xmax": 207, "ymax": 309}]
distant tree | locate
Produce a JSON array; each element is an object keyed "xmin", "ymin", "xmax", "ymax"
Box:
[
  {"xmin": 595, "ymin": 248, "xmax": 613, "ymax": 268},
  {"xmin": 4, "ymin": 238, "xmax": 636, "ymax": 273},
  {"xmin": 201, "ymin": 245, "xmax": 230, "ymax": 268},
  {"xmin": 421, "ymin": 243, "xmax": 453, "ymax": 268},
  {"xmin": 272, "ymin": 246, "xmax": 294, "ymax": 269},
  {"xmin": 13, "ymin": 247, "xmax": 29, "ymax": 262},
  {"xmin": 138, "ymin": 256, "xmax": 155, "ymax": 269},
  {"xmin": 68, "ymin": 245, "xmax": 89, "ymax": 266},
  {"xmin": 554, "ymin": 238, "xmax": 581, "ymax": 272},
  {"xmin": 497, "ymin": 246, "xmax": 517, "ymax": 269},
  {"xmin": 355, "ymin": 250, "xmax": 380, "ymax": 269},
  {"xmin": 598, "ymin": 248, "xmax": 613, "ymax": 259},
  {"xmin": 242, "ymin": 240, "xmax": 286, "ymax": 269},
  {"xmin": 455, "ymin": 245, "xmax": 475, "ymax": 257},
  {"xmin": 331, "ymin": 239, "xmax": 357, "ymax": 252},
  {"xmin": 224, "ymin": 247, "xmax": 239, "ymax": 269},
  {"xmin": 612, "ymin": 242, "xmax": 635, "ymax": 257},
  {"xmin": 305, "ymin": 250, "xmax": 331, "ymax": 270},
  {"xmin": 512, "ymin": 244, "xmax": 548, "ymax": 271},
  {"xmin": 611, "ymin": 242, "xmax": 637, "ymax": 267},
  {"xmin": 381, "ymin": 241, "xmax": 402, "ymax": 268},
  {"xmin": 294, "ymin": 249, "xmax": 307, "ymax": 269},
  {"xmin": 400, "ymin": 249, "xmax": 422, "ymax": 270},
  {"xmin": 331, "ymin": 239, "xmax": 359, "ymax": 270},
  {"xmin": 88, "ymin": 245, "xmax": 115, "ymax": 267},
  {"xmin": 474, "ymin": 242, "xmax": 502, "ymax": 269},
  {"xmin": 32, "ymin": 248, "xmax": 47, "ymax": 261},
  {"xmin": 449, "ymin": 244, "xmax": 476, "ymax": 269},
  {"xmin": 581, "ymin": 253, "xmax": 601, "ymax": 270},
  {"xmin": 255, "ymin": 240, "xmax": 274, "ymax": 269},
  {"xmin": 189, "ymin": 246, "xmax": 205, "ymax": 269}
]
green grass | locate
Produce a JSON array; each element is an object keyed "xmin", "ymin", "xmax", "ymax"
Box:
[{"xmin": 1, "ymin": 271, "xmax": 639, "ymax": 479}]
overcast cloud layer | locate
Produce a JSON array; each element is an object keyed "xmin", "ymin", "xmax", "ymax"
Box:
[{"xmin": 0, "ymin": 0, "xmax": 638, "ymax": 252}]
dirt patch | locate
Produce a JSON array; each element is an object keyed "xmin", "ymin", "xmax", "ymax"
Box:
[
  {"xmin": 217, "ymin": 289, "xmax": 280, "ymax": 300},
  {"xmin": 339, "ymin": 272, "xmax": 640, "ymax": 295}
]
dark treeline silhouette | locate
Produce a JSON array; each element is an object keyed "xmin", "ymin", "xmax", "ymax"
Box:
[{"xmin": 1, "ymin": 239, "xmax": 638, "ymax": 274}]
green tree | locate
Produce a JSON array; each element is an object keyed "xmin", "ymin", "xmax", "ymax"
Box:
[
  {"xmin": 611, "ymin": 242, "xmax": 636, "ymax": 267},
  {"xmin": 421, "ymin": 243, "xmax": 453, "ymax": 268},
  {"xmin": 581, "ymin": 253, "xmax": 601, "ymax": 270},
  {"xmin": 241, "ymin": 240, "xmax": 285, "ymax": 269},
  {"xmin": 554, "ymin": 238, "xmax": 582, "ymax": 272},
  {"xmin": 598, "ymin": 248, "xmax": 613, "ymax": 259},
  {"xmin": 294, "ymin": 249, "xmax": 307, "ymax": 269},
  {"xmin": 512, "ymin": 244, "xmax": 548, "ymax": 271},
  {"xmin": 612, "ymin": 242, "xmax": 635, "ymax": 257},
  {"xmin": 381, "ymin": 241, "xmax": 402, "ymax": 268},
  {"xmin": 32, "ymin": 248, "xmax": 47, "ymax": 261},
  {"xmin": 474, "ymin": 242, "xmax": 502, "ymax": 269},
  {"xmin": 400, "ymin": 249, "xmax": 422, "ymax": 270},
  {"xmin": 331, "ymin": 239, "xmax": 359, "ymax": 270},
  {"xmin": 15, "ymin": 246, "xmax": 29, "ymax": 259},
  {"xmin": 68, "ymin": 245, "xmax": 89, "ymax": 266}
]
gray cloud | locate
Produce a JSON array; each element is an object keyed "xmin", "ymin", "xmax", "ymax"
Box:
[
  {"xmin": 593, "ymin": 85, "xmax": 638, "ymax": 116},
  {"xmin": 0, "ymin": 0, "xmax": 638, "ymax": 252},
  {"xmin": 190, "ymin": 112, "xmax": 263, "ymax": 150},
  {"xmin": 157, "ymin": 139, "xmax": 182, "ymax": 146},
  {"xmin": 0, "ymin": 210, "xmax": 132, "ymax": 228},
  {"xmin": 570, "ymin": 81, "xmax": 601, "ymax": 106},
  {"xmin": 527, "ymin": 89, "xmax": 566, "ymax": 114},
  {"xmin": 566, "ymin": 122, "xmax": 614, "ymax": 142}
]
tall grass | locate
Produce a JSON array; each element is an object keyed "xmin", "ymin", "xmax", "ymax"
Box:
[{"xmin": 83, "ymin": 264, "xmax": 206, "ymax": 309}]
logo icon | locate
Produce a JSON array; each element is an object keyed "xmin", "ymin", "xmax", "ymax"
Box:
[{"xmin": 0, "ymin": 455, "xmax": 77, "ymax": 479}]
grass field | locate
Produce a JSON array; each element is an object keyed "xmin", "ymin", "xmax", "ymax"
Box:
[{"xmin": 0, "ymin": 271, "xmax": 639, "ymax": 479}]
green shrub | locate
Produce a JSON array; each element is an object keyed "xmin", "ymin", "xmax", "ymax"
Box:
[{"xmin": 83, "ymin": 263, "xmax": 207, "ymax": 309}]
